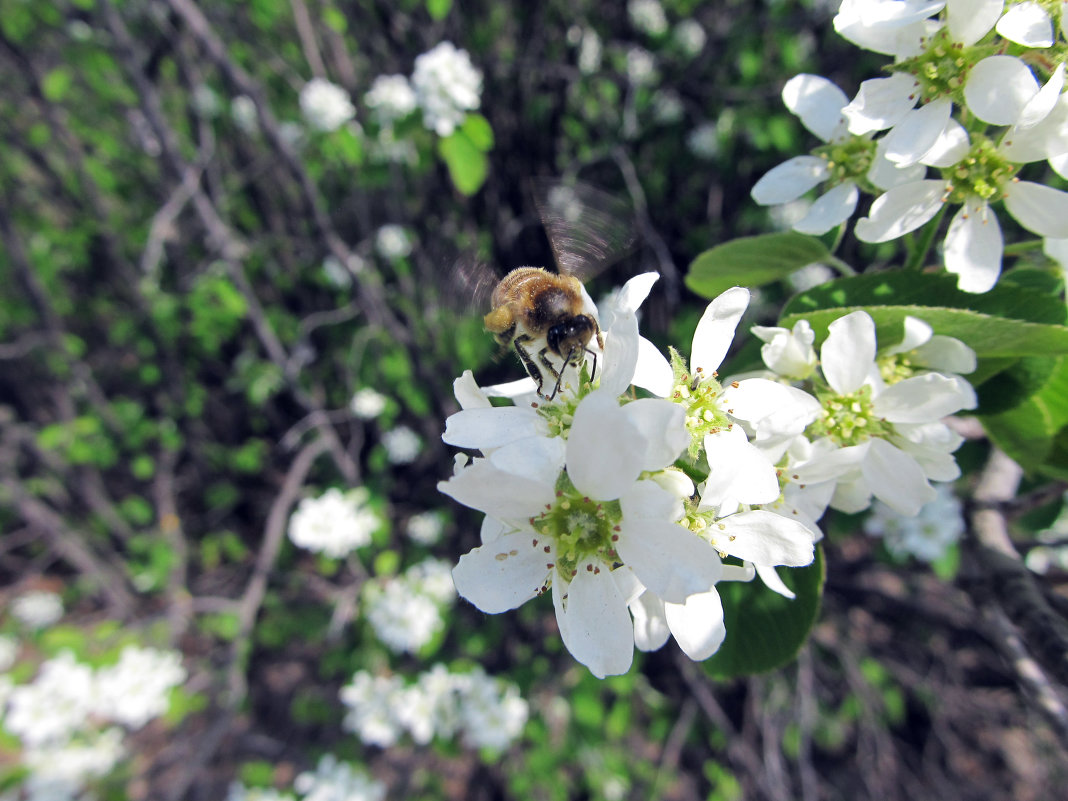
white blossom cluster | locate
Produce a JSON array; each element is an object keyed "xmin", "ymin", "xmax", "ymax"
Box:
[
  {"xmin": 364, "ymin": 559, "xmax": 456, "ymax": 654},
  {"xmin": 340, "ymin": 664, "xmax": 528, "ymax": 750},
  {"xmin": 299, "ymin": 77, "xmax": 356, "ymax": 133},
  {"xmin": 628, "ymin": 0, "xmax": 669, "ymax": 37},
  {"xmin": 439, "ymin": 272, "xmax": 977, "ymax": 676},
  {"xmin": 410, "ymin": 42, "xmax": 483, "ymax": 137},
  {"xmin": 287, "ymin": 487, "xmax": 380, "ymax": 558},
  {"xmin": 864, "ymin": 481, "xmax": 964, "ymax": 562},
  {"xmin": 10, "ymin": 589, "xmax": 64, "ymax": 629},
  {"xmin": 752, "ymin": 0, "xmax": 1068, "ymax": 292},
  {"xmin": 1, "ymin": 646, "xmax": 186, "ymax": 799},
  {"xmin": 226, "ymin": 755, "xmax": 384, "ymax": 801}
]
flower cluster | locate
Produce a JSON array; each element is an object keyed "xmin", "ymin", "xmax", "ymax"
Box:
[
  {"xmin": 298, "ymin": 77, "xmax": 356, "ymax": 133},
  {"xmin": 287, "ymin": 487, "xmax": 380, "ymax": 558},
  {"xmin": 1, "ymin": 646, "xmax": 186, "ymax": 799},
  {"xmin": 410, "ymin": 41, "xmax": 483, "ymax": 137},
  {"xmin": 10, "ymin": 589, "xmax": 64, "ymax": 629},
  {"xmin": 364, "ymin": 558, "xmax": 456, "ymax": 654},
  {"xmin": 864, "ymin": 482, "xmax": 964, "ymax": 563},
  {"xmin": 753, "ymin": 0, "xmax": 1068, "ymax": 292},
  {"xmin": 227, "ymin": 754, "xmax": 385, "ymax": 801},
  {"xmin": 440, "ymin": 271, "xmax": 979, "ymax": 676},
  {"xmin": 340, "ymin": 664, "xmax": 528, "ymax": 750}
]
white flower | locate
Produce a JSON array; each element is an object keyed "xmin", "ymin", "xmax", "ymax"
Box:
[
  {"xmin": 299, "ymin": 77, "xmax": 355, "ymax": 133},
  {"xmin": 294, "ymin": 754, "xmax": 385, "ymax": 801},
  {"xmin": 625, "ymin": 47, "xmax": 657, "ymax": 85},
  {"xmin": 673, "ymin": 19, "xmax": 707, "ymax": 56},
  {"xmin": 5, "ymin": 651, "xmax": 95, "ymax": 746},
  {"xmin": 459, "ymin": 669, "xmax": 529, "ymax": 750},
  {"xmin": 686, "ymin": 121, "xmax": 719, "ymax": 159},
  {"xmin": 628, "ymin": 0, "xmax": 668, "ymax": 36},
  {"xmin": 92, "ymin": 646, "xmax": 186, "ymax": 728},
  {"xmin": 382, "ymin": 425, "xmax": 421, "ymax": 464},
  {"xmin": 798, "ymin": 311, "xmax": 976, "ymax": 516},
  {"xmin": 750, "ymin": 320, "xmax": 818, "ymax": 381},
  {"xmin": 407, "ymin": 510, "xmax": 445, "ymax": 545},
  {"xmin": 287, "ymin": 488, "xmax": 378, "ymax": 558},
  {"xmin": 192, "ymin": 84, "xmax": 221, "ymax": 117},
  {"xmin": 340, "ymin": 671, "xmax": 406, "ymax": 746},
  {"xmin": 364, "ymin": 74, "xmax": 417, "ymax": 125},
  {"xmin": 0, "ymin": 634, "xmax": 17, "ymax": 671},
  {"xmin": 996, "ymin": 0, "xmax": 1057, "ymax": 46},
  {"xmin": 226, "ymin": 783, "xmax": 297, "ymax": 801},
  {"xmin": 864, "ymin": 481, "xmax": 964, "ymax": 561},
  {"xmin": 231, "ymin": 95, "xmax": 258, "ymax": 133},
  {"xmin": 751, "ymin": 74, "xmax": 924, "ymax": 234},
  {"xmin": 11, "ymin": 590, "xmax": 63, "ymax": 629},
  {"xmin": 350, "ymin": 387, "xmax": 387, "ymax": 419},
  {"xmin": 374, "ymin": 224, "xmax": 413, "ymax": 260},
  {"xmin": 575, "ymin": 27, "xmax": 603, "ymax": 74},
  {"xmin": 322, "ymin": 254, "xmax": 364, "ymax": 288},
  {"xmin": 364, "ymin": 560, "xmax": 454, "ymax": 654},
  {"xmin": 833, "ymin": 0, "xmax": 945, "ymax": 58},
  {"xmin": 22, "ymin": 727, "xmax": 126, "ymax": 796},
  {"xmin": 652, "ymin": 90, "xmax": 684, "ymax": 124},
  {"xmin": 411, "ymin": 42, "xmax": 482, "ymax": 137}
]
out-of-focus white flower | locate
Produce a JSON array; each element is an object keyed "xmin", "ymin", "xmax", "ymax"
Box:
[
  {"xmin": 628, "ymin": 0, "xmax": 669, "ymax": 36},
  {"xmin": 231, "ymin": 95, "xmax": 258, "ymax": 133},
  {"xmin": 787, "ymin": 262, "xmax": 834, "ymax": 292},
  {"xmin": 374, "ymin": 224, "xmax": 413, "ymax": 260},
  {"xmin": 625, "ymin": 46, "xmax": 657, "ymax": 85},
  {"xmin": 652, "ymin": 90, "xmax": 684, "ymax": 124},
  {"xmin": 293, "ymin": 754, "xmax": 385, "ymax": 801},
  {"xmin": 11, "ymin": 590, "xmax": 63, "ymax": 629},
  {"xmin": 299, "ymin": 77, "xmax": 356, "ymax": 133},
  {"xmin": 686, "ymin": 121, "xmax": 719, "ymax": 159},
  {"xmin": 406, "ymin": 511, "xmax": 445, "ymax": 545},
  {"xmin": 0, "ymin": 634, "xmax": 17, "ymax": 671},
  {"xmin": 673, "ymin": 19, "xmax": 707, "ymax": 56},
  {"xmin": 322, "ymin": 255, "xmax": 353, "ymax": 288},
  {"xmin": 382, "ymin": 425, "xmax": 421, "ymax": 464},
  {"xmin": 864, "ymin": 482, "xmax": 964, "ymax": 561},
  {"xmin": 570, "ymin": 26, "xmax": 603, "ymax": 74},
  {"xmin": 5, "ymin": 651, "xmax": 94, "ymax": 746},
  {"xmin": 365, "ymin": 576, "xmax": 447, "ymax": 654},
  {"xmin": 93, "ymin": 646, "xmax": 186, "ymax": 729},
  {"xmin": 350, "ymin": 387, "xmax": 388, "ymax": 419},
  {"xmin": 459, "ymin": 668, "xmax": 529, "ymax": 750},
  {"xmin": 340, "ymin": 671, "xmax": 406, "ymax": 747},
  {"xmin": 278, "ymin": 121, "xmax": 305, "ymax": 149},
  {"xmin": 192, "ymin": 84, "xmax": 221, "ymax": 118},
  {"xmin": 411, "ymin": 42, "xmax": 482, "ymax": 137},
  {"xmin": 287, "ymin": 488, "xmax": 379, "ymax": 558},
  {"xmin": 226, "ymin": 783, "xmax": 297, "ymax": 801},
  {"xmin": 365, "ymin": 74, "xmax": 417, "ymax": 125},
  {"xmin": 21, "ymin": 727, "xmax": 126, "ymax": 798}
]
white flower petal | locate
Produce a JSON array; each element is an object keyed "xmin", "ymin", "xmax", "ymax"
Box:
[
  {"xmin": 1003, "ymin": 181, "xmax": 1068, "ymax": 238},
  {"xmin": 438, "ymin": 460, "xmax": 554, "ymax": 520},
  {"xmin": 566, "ymin": 389, "xmax": 645, "ymax": 500},
  {"xmin": 751, "ymin": 156, "xmax": 830, "ymax": 205},
  {"xmin": 633, "ymin": 336, "xmax": 673, "ymax": 396},
  {"xmin": 454, "ymin": 370, "xmax": 492, "ymax": 409},
  {"xmin": 854, "ymin": 180, "xmax": 945, "ymax": 242},
  {"xmin": 914, "ymin": 335, "xmax": 977, "ymax": 374},
  {"xmin": 664, "ymin": 589, "xmax": 726, "ymax": 660},
  {"xmin": 834, "ymin": 0, "xmax": 944, "ymax": 56},
  {"xmin": 630, "ymin": 592, "xmax": 671, "ymax": 651},
  {"xmin": 755, "ymin": 564, "xmax": 797, "ymax": 599},
  {"xmin": 717, "ymin": 509, "xmax": 816, "ymax": 566},
  {"xmin": 874, "ymin": 372, "xmax": 977, "ymax": 422},
  {"xmin": 842, "ymin": 73, "xmax": 920, "ymax": 135},
  {"xmin": 702, "ymin": 427, "xmax": 781, "ymax": 506},
  {"xmin": 792, "ymin": 440, "xmax": 870, "ymax": 484},
  {"xmin": 621, "ymin": 398, "xmax": 689, "ymax": 471},
  {"xmin": 552, "ymin": 566, "xmax": 634, "ymax": 678},
  {"xmin": 822, "ymin": 310, "xmax": 877, "ymax": 394},
  {"xmin": 488, "ymin": 435, "xmax": 567, "ymax": 486},
  {"xmin": 452, "ymin": 531, "xmax": 549, "ymax": 613},
  {"xmin": 690, "ymin": 287, "xmax": 750, "ymax": 375},
  {"xmin": 883, "ymin": 98, "xmax": 952, "ymax": 166},
  {"xmin": 1016, "ymin": 63, "xmax": 1065, "ymax": 130},
  {"xmin": 443, "ymin": 406, "xmax": 546, "ymax": 449},
  {"xmin": 724, "ymin": 378, "xmax": 822, "ymax": 439},
  {"xmin": 794, "ymin": 182, "xmax": 859, "ymax": 234},
  {"xmin": 889, "ymin": 316, "xmax": 933, "ymax": 353},
  {"xmin": 943, "ymin": 201, "xmax": 1004, "ymax": 293},
  {"xmin": 621, "ymin": 478, "xmax": 685, "ymax": 522},
  {"xmin": 917, "ymin": 118, "xmax": 970, "ymax": 168},
  {"xmin": 831, "ymin": 474, "xmax": 874, "ymax": 513},
  {"xmin": 599, "ymin": 308, "xmax": 640, "ymax": 397},
  {"xmin": 1045, "ymin": 236, "xmax": 1068, "ymax": 267},
  {"xmin": 965, "ymin": 56, "xmax": 1039, "ymax": 125},
  {"xmin": 947, "ymin": 0, "xmax": 1004, "ymax": 43},
  {"xmin": 861, "ymin": 438, "xmax": 937, "ymax": 516},
  {"xmin": 995, "ymin": 1, "xmax": 1054, "ymax": 46},
  {"xmin": 782, "ymin": 74, "xmax": 848, "ymax": 142},
  {"xmin": 870, "ymin": 138, "xmax": 929, "ymax": 188},
  {"xmin": 611, "ymin": 271, "xmax": 660, "ymax": 315},
  {"xmin": 616, "ymin": 520, "xmax": 722, "ymax": 604}
]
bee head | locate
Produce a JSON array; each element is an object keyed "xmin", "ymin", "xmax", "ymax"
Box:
[{"xmin": 547, "ymin": 314, "xmax": 597, "ymax": 363}]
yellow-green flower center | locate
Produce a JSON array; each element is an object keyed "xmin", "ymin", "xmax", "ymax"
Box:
[
  {"xmin": 530, "ymin": 474, "xmax": 622, "ymax": 578},
  {"xmin": 668, "ymin": 347, "xmax": 734, "ymax": 459},
  {"xmin": 878, "ymin": 354, "xmax": 916, "ymax": 386},
  {"xmin": 896, "ymin": 28, "xmax": 984, "ymax": 104},
  {"xmin": 807, "ymin": 384, "xmax": 891, "ymax": 446},
  {"xmin": 812, "ymin": 136, "xmax": 877, "ymax": 191},
  {"xmin": 942, "ymin": 137, "xmax": 1018, "ymax": 204}
]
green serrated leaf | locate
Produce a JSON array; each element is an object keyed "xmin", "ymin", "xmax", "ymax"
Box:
[
  {"xmin": 980, "ymin": 356, "xmax": 1068, "ymax": 477},
  {"xmin": 426, "ymin": 0, "xmax": 453, "ymax": 20},
  {"xmin": 685, "ymin": 233, "xmax": 831, "ymax": 299},
  {"xmin": 461, "ymin": 113, "xmax": 494, "ymax": 151},
  {"xmin": 438, "ymin": 130, "xmax": 488, "ymax": 195},
  {"xmin": 704, "ymin": 546, "xmax": 825, "ymax": 679}
]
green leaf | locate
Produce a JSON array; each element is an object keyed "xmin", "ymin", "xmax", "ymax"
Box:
[
  {"xmin": 980, "ymin": 356, "xmax": 1068, "ymax": 477},
  {"xmin": 779, "ymin": 271, "xmax": 1068, "ymax": 362},
  {"xmin": 426, "ymin": 0, "xmax": 453, "ymax": 20},
  {"xmin": 438, "ymin": 129, "xmax": 489, "ymax": 195},
  {"xmin": 461, "ymin": 113, "xmax": 494, "ymax": 151},
  {"xmin": 42, "ymin": 67, "xmax": 73, "ymax": 101},
  {"xmin": 685, "ymin": 232, "xmax": 831, "ymax": 299},
  {"xmin": 704, "ymin": 547, "xmax": 825, "ymax": 679}
]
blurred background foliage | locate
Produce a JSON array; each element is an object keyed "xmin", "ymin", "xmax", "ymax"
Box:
[{"xmin": 1, "ymin": 0, "xmax": 1067, "ymax": 799}]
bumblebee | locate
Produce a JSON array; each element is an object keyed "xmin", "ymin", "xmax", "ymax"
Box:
[{"xmin": 477, "ymin": 181, "xmax": 637, "ymax": 400}]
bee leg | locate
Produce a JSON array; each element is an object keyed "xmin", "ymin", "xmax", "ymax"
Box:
[
  {"xmin": 512, "ymin": 335, "xmax": 546, "ymax": 397},
  {"xmin": 585, "ymin": 347, "xmax": 598, "ymax": 384},
  {"xmin": 535, "ymin": 345, "xmax": 568, "ymax": 400}
]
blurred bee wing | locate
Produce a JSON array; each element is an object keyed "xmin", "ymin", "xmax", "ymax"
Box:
[
  {"xmin": 530, "ymin": 179, "xmax": 639, "ymax": 282},
  {"xmin": 446, "ymin": 252, "xmax": 500, "ymax": 313}
]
